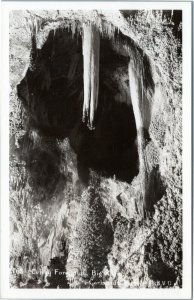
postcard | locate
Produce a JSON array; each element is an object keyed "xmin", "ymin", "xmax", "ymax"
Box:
[{"xmin": 0, "ymin": 1, "xmax": 192, "ymax": 299}]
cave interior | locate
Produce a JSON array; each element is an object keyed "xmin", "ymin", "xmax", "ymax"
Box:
[{"xmin": 17, "ymin": 25, "xmax": 139, "ymax": 186}]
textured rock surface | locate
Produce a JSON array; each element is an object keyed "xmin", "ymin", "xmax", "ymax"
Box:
[{"xmin": 9, "ymin": 10, "xmax": 182, "ymax": 288}]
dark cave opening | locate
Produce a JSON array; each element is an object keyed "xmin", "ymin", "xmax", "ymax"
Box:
[{"xmin": 17, "ymin": 27, "xmax": 138, "ymax": 185}]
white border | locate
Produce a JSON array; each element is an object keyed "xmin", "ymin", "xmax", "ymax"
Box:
[{"xmin": 0, "ymin": 2, "xmax": 192, "ymax": 299}]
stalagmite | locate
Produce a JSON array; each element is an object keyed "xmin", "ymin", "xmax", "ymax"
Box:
[{"xmin": 82, "ymin": 24, "xmax": 100, "ymax": 130}]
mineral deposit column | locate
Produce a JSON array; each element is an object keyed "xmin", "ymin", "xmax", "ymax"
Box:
[
  {"xmin": 128, "ymin": 58, "xmax": 149, "ymax": 215},
  {"xmin": 82, "ymin": 24, "xmax": 100, "ymax": 130}
]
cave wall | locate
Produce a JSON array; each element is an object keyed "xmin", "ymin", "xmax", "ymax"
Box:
[{"xmin": 9, "ymin": 10, "xmax": 182, "ymax": 288}]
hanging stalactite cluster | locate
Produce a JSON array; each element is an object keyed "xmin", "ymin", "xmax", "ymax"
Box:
[{"xmin": 27, "ymin": 14, "xmax": 156, "ymax": 214}]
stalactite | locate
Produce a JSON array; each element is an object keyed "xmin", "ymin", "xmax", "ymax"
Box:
[
  {"xmin": 82, "ymin": 24, "xmax": 100, "ymax": 130},
  {"xmin": 128, "ymin": 58, "xmax": 149, "ymax": 213},
  {"xmin": 28, "ymin": 17, "xmax": 40, "ymax": 72},
  {"xmin": 128, "ymin": 56, "xmax": 156, "ymax": 216}
]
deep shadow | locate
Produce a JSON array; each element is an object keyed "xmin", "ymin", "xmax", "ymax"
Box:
[
  {"xmin": 144, "ymin": 241, "xmax": 178, "ymax": 287},
  {"xmin": 14, "ymin": 131, "xmax": 66, "ymax": 202},
  {"xmin": 148, "ymin": 261, "xmax": 177, "ymax": 287},
  {"xmin": 45, "ymin": 257, "xmax": 69, "ymax": 289},
  {"xmin": 70, "ymin": 101, "xmax": 138, "ymax": 184},
  {"xmin": 144, "ymin": 166, "xmax": 166, "ymax": 216}
]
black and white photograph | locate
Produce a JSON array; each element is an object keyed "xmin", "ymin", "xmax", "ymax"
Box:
[{"xmin": 0, "ymin": 1, "xmax": 192, "ymax": 299}]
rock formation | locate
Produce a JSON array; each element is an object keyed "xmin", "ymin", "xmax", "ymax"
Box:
[{"xmin": 9, "ymin": 9, "xmax": 182, "ymax": 288}]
